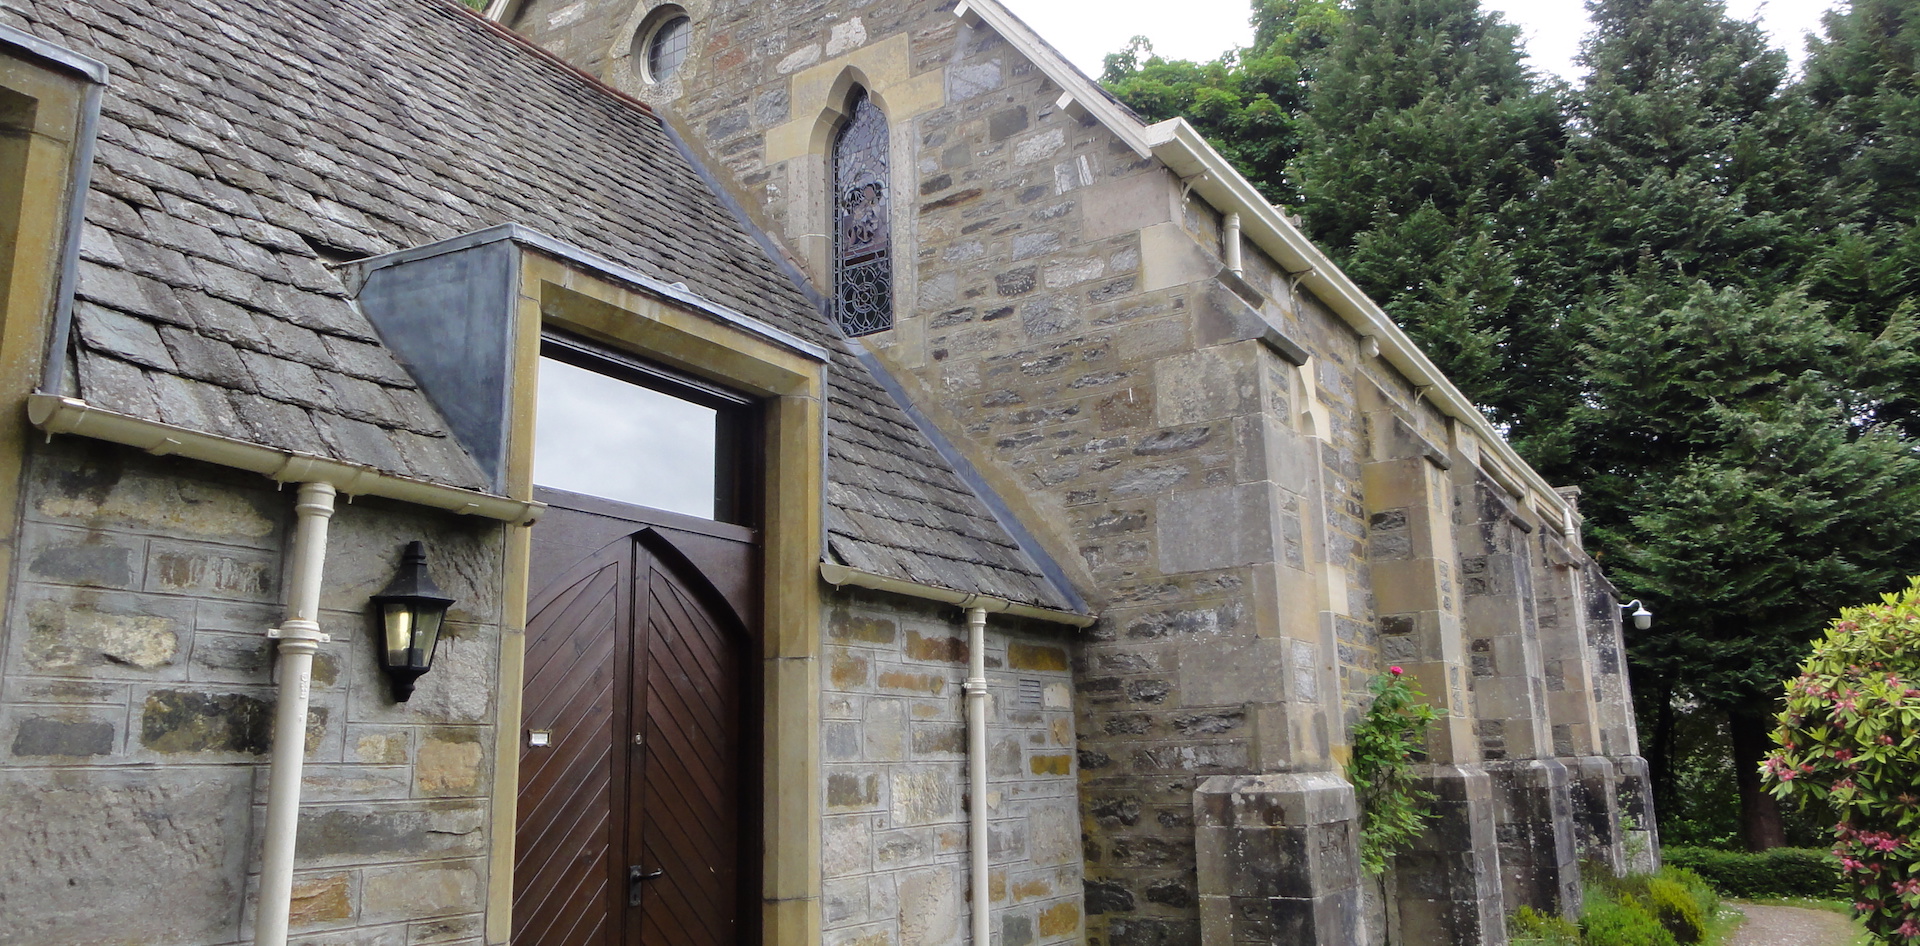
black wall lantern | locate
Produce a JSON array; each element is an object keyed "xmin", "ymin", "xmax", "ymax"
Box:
[{"xmin": 372, "ymin": 541, "xmax": 456, "ymax": 702}]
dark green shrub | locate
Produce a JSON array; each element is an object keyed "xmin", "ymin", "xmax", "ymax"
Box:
[
  {"xmin": 1602, "ymin": 867, "xmax": 1717, "ymax": 944},
  {"xmin": 1643, "ymin": 875, "xmax": 1707, "ymax": 943},
  {"xmin": 1508, "ymin": 905, "xmax": 1580, "ymax": 946},
  {"xmin": 1582, "ymin": 892, "xmax": 1680, "ymax": 946},
  {"xmin": 1662, "ymin": 845, "xmax": 1846, "ymax": 899},
  {"xmin": 1663, "ymin": 866, "xmax": 1720, "ymax": 922}
]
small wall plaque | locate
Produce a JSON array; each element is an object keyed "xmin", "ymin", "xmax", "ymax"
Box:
[{"xmin": 527, "ymin": 730, "xmax": 551, "ymax": 747}]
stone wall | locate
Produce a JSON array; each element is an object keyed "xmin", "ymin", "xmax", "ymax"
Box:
[
  {"xmin": 0, "ymin": 437, "xmax": 506, "ymax": 945},
  {"xmin": 501, "ymin": 1, "xmax": 1658, "ymax": 942},
  {"xmin": 823, "ymin": 589, "xmax": 1082, "ymax": 946}
]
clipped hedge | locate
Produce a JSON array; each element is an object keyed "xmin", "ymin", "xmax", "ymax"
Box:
[{"xmin": 1662, "ymin": 846, "xmax": 1846, "ymax": 899}]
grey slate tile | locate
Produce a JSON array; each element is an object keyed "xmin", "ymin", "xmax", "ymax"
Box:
[
  {"xmin": 278, "ymin": 253, "xmax": 344, "ymax": 294},
  {"xmin": 78, "ymin": 224, "xmax": 125, "ymax": 267},
  {"xmin": 137, "ymin": 205, "xmax": 229, "ymax": 258},
  {"xmin": 248, "ymin": 314, "xmax": 333, "ymax": 368},
  {"xmin": 94, "ymin": 139, "xmax": 205, "ymax": 198},
  {"xmin": 73, "ymin": 259, "xmax": 190, "ymax": 327},
  {"xmin": 226, "ymin": 391, "xmax": 329, "ymax": 456},
  {"xmin": 310, "ymin": 412, "xmax": 408, "ymax": 477},
  {"xmin": 190, "ymin": 256, "xmax": 267, "ymax": 304},
  {"xmin": 236, "ymin": 348, "xmax": 330, "ymax": 411},
  {"xmin": 148, "ymin": 371, "xmax": 251, "ymax": 440},
  {"xmin": 185, "ymin": 291, "xmax": 262, "ymax": 346},
  {"xmin": 321, "ymin": 334, "xmax": 414, "ymax": 386},
  {"xmin": 73, "ymin": 301, "xmax": 178, "ymax": 372},
  {"xmin": 156, "ymin": 323, "xmax": 252, "ymax": 389},
  {"xmin": 259, "ymin": 283, "xmax": 368, "ymax": 339},
  {"xmin": 75, "ymin": 353, "xmax": 161, "ymax": 418},
  {"xmin": 388, "ymin": 428, "xmax": 488, "ymax": 491},
  {"xmin": 108, "ymin": 233, "xmax": 198, "ymax": 287}
]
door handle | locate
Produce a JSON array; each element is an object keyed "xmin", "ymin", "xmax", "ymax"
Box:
[{"xmin": 629, "ymin": 865, "xmax": 664, "ymax": 905}]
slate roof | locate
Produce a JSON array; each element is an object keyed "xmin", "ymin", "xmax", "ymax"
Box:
[{"xmin": 2, "ymin": 0, "xmax": 1078, "ymax": 612}]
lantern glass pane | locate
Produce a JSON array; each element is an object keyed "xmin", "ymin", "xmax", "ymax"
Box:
[
  {"xmin": 383, "ymin": 601, "xmax": 413, "ymax": 663},
  {"xmin": 410, "ymin": 609, "xmax": 446, "ymax": 672}
]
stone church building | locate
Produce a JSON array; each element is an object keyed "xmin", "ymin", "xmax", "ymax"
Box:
[{"xmin": 0, "ymin": 0, "xmax": 1654, "ymax": 944}]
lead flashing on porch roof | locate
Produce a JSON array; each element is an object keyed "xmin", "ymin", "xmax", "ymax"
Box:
[
  {"xmin": 0, "ymin": 19, "xmax": 108, "ymax": 82},
  {"xmin": 351, "ymin": 224, "xmax": 830, "ymax": 366}
]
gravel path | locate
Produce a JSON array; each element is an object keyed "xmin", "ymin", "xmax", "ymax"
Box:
[{"xmin": 1729, "ymin": 902, "xmax": 1859, "ymax": 946}]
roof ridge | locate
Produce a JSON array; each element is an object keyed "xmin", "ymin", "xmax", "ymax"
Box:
[{"xmin": 428, "ymin": 0, "xmax": 659, "ymax": 120}]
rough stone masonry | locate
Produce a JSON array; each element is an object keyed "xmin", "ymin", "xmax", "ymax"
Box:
[{"xmin": 505, "ymin": 0, "xmax": 1659, "ymax": 942}]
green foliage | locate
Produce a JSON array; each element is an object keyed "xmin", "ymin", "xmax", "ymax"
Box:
[
  {"xmin": 1510, "ymin": 905, "xmax": 1582, "ymax": 946},
  {"xmin": 1289, "ymin": 0, "xmax": 1565, "ymax": 425},
  {"xmin": 1534, "ymin": 0, "xmax": 1823, "ymax": 303},
  {"xmin": 1803, "ymin": 0, "xmax": 1920, "ymax": 231},
  {"xmin": 1583, "ymin": 891, "xmax": 1680, "ymax": 946},
  {"xmin": 1099, "ymin": 0, "xmax": 1343, "ymax": 203},
  {"xmin": 1663, "ymin": 846, "xmax": 1847, "ymax": 899},
  {"xmin": 1572, "ymin": 281, "xmax": 1920, "ymax": 719},
  {"xmin": 1512, "ymin": 868, "xmax": 1719, "ymax": 946},
  {"xmin": 1641, "ymin": 875, "xmax": 1708, "ymax": 943},
  {"xmin": 1344, "ymin": 667, "xmax": 1440, "ymax": 875},
  {"xmin": 1585, "ymin": 867, "xmax": 1722, "ymax": 946},
  {"xmin": 1766, "ymin": 578, "xmax": 1920, "ymax": 942}
]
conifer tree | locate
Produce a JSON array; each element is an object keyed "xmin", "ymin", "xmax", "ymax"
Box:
[
  {"xmin": 1530, "ymin": 0, "xmax": 1822, "ymax": 309},
  {"xmin": 1799, "ymin": 1, "xmax": 1920, "ymax": 436},
  {"xmin": 1803, "ymin": 0, "xmax": 1920, "ymax": 232},
  {"xmin": 1543, "ymin": 0, "xmax": 1899, "ymax": 851},
  {"xmin": 1571, "ymin": 279, "xmax": 1920, "ymax": 850},
  {"xmin": 1288, "ymin": 0, "xmax": 1566, "ymax": 426}
]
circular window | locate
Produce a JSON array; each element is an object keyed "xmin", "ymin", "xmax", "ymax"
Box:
[{"xmin": 643, "ymin": 14, "xmax": 691, "ymax": 83}]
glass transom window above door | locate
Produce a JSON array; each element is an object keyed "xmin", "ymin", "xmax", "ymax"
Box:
[{"xmin": 533, "ymin": 335, "xmax": 752, "ymax": 523}]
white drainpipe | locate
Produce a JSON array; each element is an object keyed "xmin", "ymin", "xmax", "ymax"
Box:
[
  {"xmin": 253, "ymin": 482, "xmax": 338, "ymax": 946},
  {"xmin": 964, "ymin": 605, "xmax": 990, "ymax": 946},
  {"xmin": 1224, "ymin": 211, "xmax": 1244, "ymax": 277}
]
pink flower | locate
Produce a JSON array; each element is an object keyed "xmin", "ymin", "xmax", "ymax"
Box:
[{"xmin": 1389, "ymin": 666, "xmax": 1403, "ymax": 676}]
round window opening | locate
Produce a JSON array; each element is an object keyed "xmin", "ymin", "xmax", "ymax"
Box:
[{"xmin": 643, "ymin": 14, "xmax": 691, "ymax": 83}]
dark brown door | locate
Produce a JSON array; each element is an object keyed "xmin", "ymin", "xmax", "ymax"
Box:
[{"xmin": 514, "ymin": 488, "xmax": 757, "ymax": 946}]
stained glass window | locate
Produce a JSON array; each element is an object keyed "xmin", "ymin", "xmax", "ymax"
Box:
[{"xmin": 833, "ymin": 91, "xmax": 892, "ymax": 336}]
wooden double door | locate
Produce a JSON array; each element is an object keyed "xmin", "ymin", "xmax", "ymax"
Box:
[{"xmin": 513, "ymin": 488, "xmax": 759, "ymax": 946}]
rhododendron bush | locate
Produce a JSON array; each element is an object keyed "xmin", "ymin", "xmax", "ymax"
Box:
[{"xmin": 1765, "ymin": 578, "xmax": 1920, "ymax": 943}]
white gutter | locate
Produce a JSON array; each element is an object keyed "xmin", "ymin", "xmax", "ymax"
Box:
[
  {"xmin": 963, "ymin": 606, "xmax": 991, "ymax": 946},
  {"xmin": 1138, "ymin": 118, "xmax": 1573, "ymax": 523},
  {"xmin": 28, "ymin": 394, "xmax": 544, "ymax": 524},
  {"xmin": 253, "ymin": 482, "xmax": 337, "ymax": 946},
  {"xmin": 817, "ymin": 561, "xmax": 1097, "ymax": 628}
]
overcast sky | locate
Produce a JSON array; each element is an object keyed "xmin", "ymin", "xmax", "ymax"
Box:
[{"xmin": 999, "ymin": 0, "xmax": 1847, "ymax": 84}]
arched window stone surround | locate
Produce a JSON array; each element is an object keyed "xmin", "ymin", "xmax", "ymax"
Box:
[
  {"xmin": 830, "ymin": 88, "xmax": 891, "ymax": 336},
  {"xmin": 761, "ymin": 38, "xmax": 945, "ymax": 311}
]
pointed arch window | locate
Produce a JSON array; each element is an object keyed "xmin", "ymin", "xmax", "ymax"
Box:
[{"xmin": 832, "ymin": 90, "xmax": 892, "ymax": 336}]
